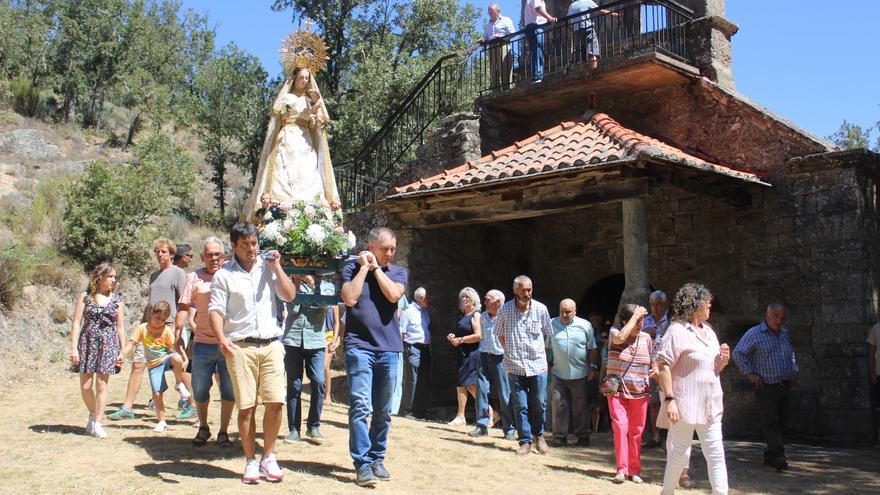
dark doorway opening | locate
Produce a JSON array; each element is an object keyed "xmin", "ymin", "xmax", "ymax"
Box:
[
  {"xmin": 579, "ymin": 274, "xmax": 655, "ymax": 327},
  {"xmin": 579, "ymin": 274, "xmax": 625, "ymax": 327}
]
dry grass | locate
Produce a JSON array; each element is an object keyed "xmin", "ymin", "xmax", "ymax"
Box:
[{"xmin": 1, "ymin": 366, "xmax": 879, "ymax": 495}]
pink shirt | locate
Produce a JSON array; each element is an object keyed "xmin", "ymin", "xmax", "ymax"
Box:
[
  {"xmin": 656, "ymin": 321, "xmax": 724, "ymax": 426},
  {"xmin": 179, "ymin": 269, "xmax": 217, "ymax": 344}
]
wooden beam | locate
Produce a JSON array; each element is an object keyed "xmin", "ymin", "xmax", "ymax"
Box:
[{"xmin": 387, "ymin": 177, "xmax": 650, "ymax": 229}]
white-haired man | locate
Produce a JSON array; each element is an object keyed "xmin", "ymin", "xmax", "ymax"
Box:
[
  {"xmin": 399, "ymin": 287, "xmax": 432, "ymax": 419},
  {"xmin": 471, "ymin": 289, "xmax": 516, "ymax": 440},
  {"xmin": 495, "ymin": 275, "xmax": 553, "ymax": 455},
  {"xmin": 177, "ymin": 237, "xmax": 235, "ymax": 448},
  {"xmin": 478, "ymin": 3, "xmax": 515, "ymax": 90},
  {"xmin": 643, "ymin": 290, "xmax": 669, "ymax": 449}
]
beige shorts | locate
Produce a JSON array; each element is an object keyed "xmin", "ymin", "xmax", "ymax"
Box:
[{"xmin": 226, "ymin": 340, "xmax": 285, "ymax": 410}]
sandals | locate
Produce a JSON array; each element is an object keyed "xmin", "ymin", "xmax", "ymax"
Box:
[
  {"xmin": 217, "ymin": 431, "xmax": 233, "ymax": 448},
  {"xmin": 679, "ymin": 474, "xmax": 695, "ymax": 488},
  {"xmin": 192, "ymin": 426, "xmax": 211, "ymax": 447}
]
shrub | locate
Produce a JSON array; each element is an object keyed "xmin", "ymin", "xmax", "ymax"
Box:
[
  {"xmin": 0, "ymin": 244, "xmax": 38, "ymax": 310},
  {"xmin": 10, "ymin": 77, "xmax": 40, "ymax": 117},
  {"xmin": 50, "ymin": 305, "xmax": 69, "ymax": 324},
  {"xmin": 61, "ymin": 135, "xmax": 196, "ymax": 274}
]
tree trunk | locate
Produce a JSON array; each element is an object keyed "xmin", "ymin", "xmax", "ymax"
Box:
[{"xmin": 125, "ymin": 112, "xmax": 142, "ymax": 149}]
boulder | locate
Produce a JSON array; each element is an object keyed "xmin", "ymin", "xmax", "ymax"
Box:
[{"xmin": 0, "ymin": 129, "xmax": 63, "ymax": 159}]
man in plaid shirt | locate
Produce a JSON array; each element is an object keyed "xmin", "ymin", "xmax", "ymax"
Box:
[
  {"xmin": 495, "ymin": 275, "xmax": 553, "ymax": 455},
  {"xmin": 733, "ymin": 303, "xmax": 798, "ymax": 471}
]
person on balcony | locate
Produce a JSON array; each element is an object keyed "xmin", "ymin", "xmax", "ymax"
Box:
[
  {"xmin": 567, "ymin": 0, "xmax": 600, "ymax": 68},
  {"xmin": 478, "ymin": 3, "xmax": 515, "ymax": 90},
  {"xmin": 524, "ymin": 0, "xmax": 557, "ymax": 83}
]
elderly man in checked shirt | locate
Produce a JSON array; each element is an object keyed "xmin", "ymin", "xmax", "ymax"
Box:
[
  {"xmin": 733, "ymin": 303, "xmax": 798, "ymax": 471},
  {"xmin": 495, "ymin": 275, "xmax": 553, "ymax": 455}
]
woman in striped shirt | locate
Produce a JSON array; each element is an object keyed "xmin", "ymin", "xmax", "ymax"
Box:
[
  {"xmin": 656, "ymin": 283, "xmax": 730, "ymax": 494},
  {"xmin": 606, "ymin": 303, "xmax": 653, "ymax": 484}
]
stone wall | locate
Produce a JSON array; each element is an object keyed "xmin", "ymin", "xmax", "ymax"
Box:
[
  {"xmin": 481, "ymin": 80, "xmax": 830, "ymax": 171},
  {"xmin": 395, "ymin": 113, "xmax": 481, "ymax": 189}
]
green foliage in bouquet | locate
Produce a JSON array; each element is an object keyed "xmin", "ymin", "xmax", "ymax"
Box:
[{"xmin": 258, "ymin": 200, "xmax": 355, "ymax": 258}]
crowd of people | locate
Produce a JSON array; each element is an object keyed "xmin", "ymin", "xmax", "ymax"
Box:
[{"xmin": 70, "ymin": 222, "xmax": 813, "ymax": 491}]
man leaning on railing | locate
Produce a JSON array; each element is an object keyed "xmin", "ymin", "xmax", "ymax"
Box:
[{"xmin": 478, "ymin": 3, "xmax": 515, "ymax": 91}]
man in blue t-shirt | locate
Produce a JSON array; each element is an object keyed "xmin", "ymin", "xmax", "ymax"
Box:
[{"xmin": 340, "ymin": 227, "xmax": 408, "ymax": 487}]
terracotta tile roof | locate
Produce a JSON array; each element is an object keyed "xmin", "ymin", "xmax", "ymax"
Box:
[{"xmin": 390, "ymin": 112, "xmax": 769, "ymax": 198}]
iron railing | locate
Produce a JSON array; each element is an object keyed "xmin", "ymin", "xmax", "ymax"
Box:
[{"xmin": 339, "ymin": 0, "xmax": 694, "ymax": 210}]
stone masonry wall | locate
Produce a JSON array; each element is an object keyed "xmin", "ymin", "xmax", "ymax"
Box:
[{"xmin": 481, "ymin": 80, "xmax": 829, "ymax": 171}]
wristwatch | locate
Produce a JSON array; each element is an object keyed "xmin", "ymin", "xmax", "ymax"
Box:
[{"xmin": 664, "ymin": 396, "xmax": 676, "ymax": 402}]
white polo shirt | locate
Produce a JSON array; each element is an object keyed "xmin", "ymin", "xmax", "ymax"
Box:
[{"xmin": 209, "ymin": 255, "xmax": 291, "ymax": 341}]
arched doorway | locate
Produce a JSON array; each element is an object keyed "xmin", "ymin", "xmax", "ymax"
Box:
[
  {"xmin": 579, "ymin": 274, "xmax": 656, "ymax": 328},
  {"xmin": 579, "ymin": 274, "xmax": 625, "ymax": 328}
]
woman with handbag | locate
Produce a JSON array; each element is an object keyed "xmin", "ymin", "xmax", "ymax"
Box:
[{"xmin": 603, "ymin": 303, "xmax": 652, "ymax": 484}]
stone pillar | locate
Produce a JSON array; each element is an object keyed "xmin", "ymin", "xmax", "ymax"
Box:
[
  {"xmin": 682, "ymin": 0, "xmax": 738, "ymax": 90},
  {"xmin": 618, "ymin": 197, "xmax": 651, "ymax": 310}
]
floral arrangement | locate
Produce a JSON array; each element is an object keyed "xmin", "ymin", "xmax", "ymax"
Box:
[{"xmin": 258, "ymin": 199, "xmax": 356, "ymax": 258}]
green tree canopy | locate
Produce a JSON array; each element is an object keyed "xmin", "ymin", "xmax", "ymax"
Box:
[
  {"xmin": 191, "ymin": 43, "xmax": 272, "ymax": 216},
  {"xmin": 271, "ymin": 0, "xmax": 479, "ymax": 161}
]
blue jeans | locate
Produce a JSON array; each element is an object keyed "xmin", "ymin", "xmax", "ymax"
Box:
[
  {"xmin": 283, "ymin": 345, "xmax": 326, "ymax": 432},
  {"xmin": 509, "ymin": 372, "xmax": 548, "ymax": 444},
  {"xmin": 345, "ymin": 346, "xmax": 397, "ymax": 468},
  {"xmin": 191, "ymin": 342, "xmax": 234, "ymax": 403},
  {"xmin": 525, "ymin": 23, "xmax": 544, "ymax": 81},
  {"xmin": 476, "ymin": 353, "xmax": 514, "ymax": 434}
]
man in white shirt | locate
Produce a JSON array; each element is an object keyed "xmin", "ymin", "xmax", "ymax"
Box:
[
  {"xmin": 399, "ymin": 287, "xmax": 432, "ymax": 419},
  {"xmin": 523, "ymin": 0, "xmax": 557, "ymax": 83},
  {"xmin": 479, "ymin": 3, "xmax": 515, "ymax": 90},
  {"xmin": 209, "ymin": 221, "xmax": 295, "ymax": 484}
]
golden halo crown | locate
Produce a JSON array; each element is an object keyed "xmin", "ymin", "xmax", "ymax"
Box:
[{"xmin": 280, "ymin": 29, "xmax": 329, "ymax": 76}]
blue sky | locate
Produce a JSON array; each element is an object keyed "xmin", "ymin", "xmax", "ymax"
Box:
[{"xmin": 181, "ymin": 0, "xmax": 879, "ymax": 141}]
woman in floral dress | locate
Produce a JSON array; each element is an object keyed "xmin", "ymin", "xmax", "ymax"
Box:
[{"xmin": 69, "ymin": 262, "xmax": 126, "ymax": 439}]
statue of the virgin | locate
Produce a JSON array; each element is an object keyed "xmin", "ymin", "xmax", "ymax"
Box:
[{"xmin": 244, "ymin": 30, "xmax": 339, "ymax": 218}]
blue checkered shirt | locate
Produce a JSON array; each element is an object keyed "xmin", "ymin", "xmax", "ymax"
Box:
[
  {"xmin": 495, "ymin": 299, "xmax": 552, "ymax": 377},
  {"xmin": 733, "ymin": 321, "xmax": 799, "ymax": 384}
]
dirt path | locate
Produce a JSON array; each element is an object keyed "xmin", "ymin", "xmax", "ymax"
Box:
[{"xmin": 2, "ymin": 372, "xmax": 879, "ymax": 495}]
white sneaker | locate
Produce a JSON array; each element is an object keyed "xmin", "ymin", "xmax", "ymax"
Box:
[
  {"xmin": 259, "ymin": 453, "xmax": 283, "ymax": 482},
  {"xmin": 153, "ymin": 421, "xmax": 168, "ymax": 432},
  {"xmin": 86, "ymin": 415, "xmax": 95, "ymax": 435},
  {"xmin": 177, "ymin": 382, "xmax": 191, "ymax": 400},
  {"xmin": 242, "ymin": 459, "xmax": 261, "ymax": 485},
  {"xmin": 92, "ymin": 422, "xmax": 108, "ymax": 439}
]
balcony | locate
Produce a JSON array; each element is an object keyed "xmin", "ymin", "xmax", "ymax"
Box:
[{"xmin": 470, "ymin": 0, "xmax": 699, "ymax": 114}]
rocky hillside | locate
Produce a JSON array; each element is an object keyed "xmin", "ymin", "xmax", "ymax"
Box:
[{"xmin": 0, "ymin": 110, "xmax": 237, "ymax": 384}]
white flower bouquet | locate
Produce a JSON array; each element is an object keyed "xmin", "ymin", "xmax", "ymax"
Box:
[{"xmin": 258, "ymin": 199, "xmax": 356, "ymax": 258}]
